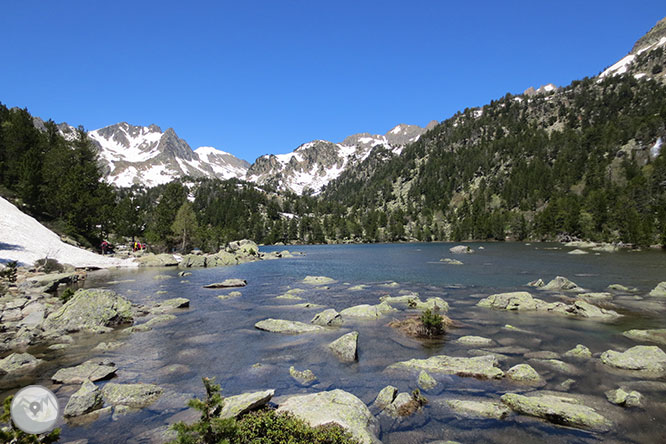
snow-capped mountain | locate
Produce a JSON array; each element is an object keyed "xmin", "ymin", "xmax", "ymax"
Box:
[
  {"xmin": 247, "ymin": 122, "xmax": 438, "ymax": 194},
  {"xmin": 87, "ymin": 122, "xmax": 249, "ymax": 188},
  {"xmin": 599, "ymin": 17, "xmax": 666, "ymax": 82}
]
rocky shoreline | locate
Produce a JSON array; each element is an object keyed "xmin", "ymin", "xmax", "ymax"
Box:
[{"xmin": 2, "ymin": 245, "xmax": 666, "ymax": 443}]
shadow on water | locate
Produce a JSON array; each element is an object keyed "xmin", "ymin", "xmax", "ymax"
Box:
[{"xmin": 3, "ymin": 242, "xmax": 666, "ymax": 443}]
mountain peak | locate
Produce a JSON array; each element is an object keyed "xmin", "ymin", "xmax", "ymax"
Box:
[{"xmin": 631, "ymin": 16, "xmax": 666, "ymax": 54}]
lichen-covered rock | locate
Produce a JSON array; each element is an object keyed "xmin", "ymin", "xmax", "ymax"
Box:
[
  {"xmin": 24, "ymin": 272, "xmax": 79, "ymax": 292},
  {"xmin": 444, "ymin": 399, "xmax": 511, "ymax": 419},
  {"xmin": 449, "ymin": 245, "xmax": 474, "ymax": 254},
  {"xmin": 542, "ymin": 276, "xmax": 582, "ymax": 292},
  {"xmin": 648, "ymin": 282, "xmax": 666, "ymax": 297},
  {"xmin": 564, "ymin": 344, "xmax": 592, "ymax": 359},
  {"xmin": 605, "ymin": 388, "xmax": 643, "ymax": 407},
  {"xmin": 526, "ymin": 279, "xmax": 544, "ymax": 287},
  {"xmin": 501, "ymin": 392, "xmax": 612, "ymax": 431},
  {"xmin": 289, "ymin": 366, "xmax": 317, "ymax": 385},
  {"xmin": 136, "ymin": 253, "xmax": 179, "ymax": 267},
  {"xmin": 101, "ymin": 383, "xmax": 163, "ymax": 408},
  {"xmin": 303, "ymin": 275, "xmax": 337, "ymax": 285},
  {"xmin": 64, "ymin": 380, "xmax": 104, "ymax": 417},
  {"xmin": 577, "ymin": 292, "xmax": 613, "ymax": 303},
  {"xmin": 477, "ymin": 292, "xmax": 539, "ymax": 310},
  {"xmin": 254, "ymin": 318, "xmax": 325, "ymax": 334},
  {"xmin": 384, "ymin": 392, "xmax": 418, "ymax": 418},
  {"xmin": 388, "ymin": 354, "xmax": 504, "ymax": 379},
  {"xmin": 152, "ymin": 298, "xmax": 190, "ymax": 313},
  {"xmin": 623, "ymin": 329, "xmax": 666, "ymax": 345},
  {"xmin": 414, "ymin": 297, "xmax": 449, "ymax": 312},
  {"xmin": 219, "ymin": 389, "xmax": 274, "ymax": 419},
  {"xmin": 207, "ymin": 251, "xmax": 238, "ymax": 267},
  {"xmin": 564, "ymin": 301, "xmax": 621, "ymax": 321},
  {"xmin": 0, "ymin": 352, "xmax": 42, "ymax": 374},
  {"xmin": 506, "ymin": 364, "xmax": 544, "ymax": 386},
  {"xmin": 44, "ymin": 289, "xmax": 133, "ymax": 333},
  {"xmin": 373, "ymin": 386, "xmax": 397, "ymax": 411},
  {"xmin": 277, "ymin": 389, "xmax": 380, "ymax": 444},
  {"xmin": 418, "ymin": 370, "xmax": 437, "ymax": 390},
  {"xmin": 311, "ymin": 309, "xmax": 343, "ymax": 326},
  {"xmin": 440, "ymin": 258, "xmax": 463, "ymax": 265},
  {"xmin": 456, "ymin": 336, "xmax": 494, "ymax": 347},
  {"xmin": 52, "ymin": 360, "xmax": 118, "ymax": 383},
  {"xmin": 328, "ymin": 331, "xmax": 358, "ymax": 363},
  {"xmin": 340, "ymin": 302, "xmax": 396, "ymax": 319},
  {"xmin": 178, "ymin": 254, "xmax": 207, "ymax": 269},
  {"xmin": 529, "ymin": 359, "xmax": 581, "ymax": 376},
  {"xmin": 600, "ymin": 345, "xmax": 666, "ymax": 376},
  {"xmin": 203, "ymin": 279, "xmax": 246, "ymax": 288}
]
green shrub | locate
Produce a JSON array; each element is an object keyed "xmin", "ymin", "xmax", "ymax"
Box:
[
  {"xmin": 420, "ymin": 308, "xmax": 444, "ymax": 337},
  {"xmin": 0, "ymin": 260, "xmax": 18, "ymax": 283},
  {"xmin": 59, "ymin": 287, "xmax": 76, "ymax": 303},
  {"xmin": 170, "ymin": 377, "xmax": 360, "ymax": 444},
  {"xmin": 34, "ymin": 258, "xmax": 64, "ymax": 273},
  {"xmin": 0, "ymin": 396, "xmax": 60, "ymax": 444}
]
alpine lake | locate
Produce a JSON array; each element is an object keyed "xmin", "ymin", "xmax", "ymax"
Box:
[{"xmin": 3, "ymin": 242, "xmax": 666, "ymax": 444}]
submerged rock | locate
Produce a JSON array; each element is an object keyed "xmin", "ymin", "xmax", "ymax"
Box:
[
  {"xmin": 254, "ymin": 318, "xmax": 325, "ymax": 334},
  {"xmin": 529, "ymin": 359, "xmax": 581, "ymax": 376},
  {"xmin": 289, "ymin": 366, "xmax": 317, "ymax": 385},
  {"xmin": 444, "ymin": 399, "xmax": 511, "ymax": 419},
  {"xmin": 311, "ymin": 309, "xmax": 343, "ymax": 326},
  {"xmin": 302, "ymin": 276, "xmax": 336, "ymax": 285},
  {"xmin": 203, "ymin": 279, "xmax": 247, "ymax": 288},
  {"xmin": 648, "ymin": 282, "xmax": 666, "ymax": 297},
  {"xmin": 501, "ymin": 392, "xmax": 612, "ymax": 431},
  {"xmin": 52, "ymin": 360, "xmax": 118, "ymax": 384},
  {"xmin": 455, "ymin": 336, "xmax": 494, "ymax": 347},
  {"xmin": 277, "ymin": 390, "xmax": 380, "ymax": 444},
  {"xmin": 152, "ymin": 298, "xmax": 190, "ymax": 313},
  {"xmin": 44, "ymin": 289, "xmax": 133, "ymax": 333},
  {"xmin": 623, "ymin": 329, "xmax": 666, "ymax": 345},
  {"xmin": 418, "ymin": 370, "xmax": 438, "ymax": 390},
  {"xmin": 328, "ymin": 331, "xmax": 359, "ymax": 363},
  {"xmin": 600, "ymin": 345, "xmax": 666, "ymax": 376},
  {"xmin": 564, "ymin": 344, "xmax": 592, "ymax": 359},
  {"xmin": 217, "ymin": 291, "xmax": 242, "ymax": 300},
  {"xmin": 101, "ymin": 383, "xmax": 163, "ymax": 408},
  {"xmin": 388, "ymin": 354, "xmax": 504, "ymax": 379},
  {"xmin": 340, "ymin": 302, "xmax": 396, "ymax": 319},
  {"xmin": 64, "ymin": 380, "xmax": 104, "ymax": 417},
  {"xmin": 220, "ymin": 390, "xmax": 274, "ymax": 419},
  {"xmin": 605, "ymin": 388, "xmax": 643, "ymax": 407}
]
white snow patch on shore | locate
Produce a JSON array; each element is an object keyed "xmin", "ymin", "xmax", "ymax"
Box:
[{"xmin": 0, "ymin": 197, "xmax": 136, "ymax": 268}]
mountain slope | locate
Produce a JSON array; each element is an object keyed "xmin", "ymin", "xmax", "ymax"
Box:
[
  {"xmin": 322, "ymin": 19, "xmax": 666, "ymax": 244},
  {"xmin": 247, "ymin": 122, "xmax": 437, "ymax": 194}
]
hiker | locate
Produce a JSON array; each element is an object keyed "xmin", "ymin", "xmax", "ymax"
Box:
[{"xmin": 101, "ymin": 240, "xmax": 109, "ymax": 255}]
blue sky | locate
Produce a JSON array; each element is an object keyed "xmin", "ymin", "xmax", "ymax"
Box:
[{"xmin": 1, "ymin": 1, "xmax": 664, "ymax": 162}]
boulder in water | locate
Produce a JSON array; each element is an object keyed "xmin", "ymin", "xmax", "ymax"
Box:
[
  {"xmin": 44, "ymin": 289, "xmax": 133, "ymax": 333},
  {"xmin": 600, "ymin": 345, "xmax": 666, "ymax": 376},
  {"xmin": 277, "ymin": 390, "xmax": 380, "ymax": 444},
  {"xmin": 648, "ymin": 282, "xmax": 666, "ymax": 297},
  {"xmin": 219, "ymin": 389, "xmax": 275, "ymax": 419},
  {"xmin": 388, "ymin": 354, "xmax": 504, "ymax": 379},
  {"xmin": 328, "ymin": 331, "xmax": 358, "ymax": 363},
  {"xmin": 311, "ymin": 309, "xmax": 343, "ymax": 326},
  {"xmin": 203, "ymin": 279, "xmax": 246, "ymax": 288},
  {"xmin": 52, "ymin": 360, "xmax": 118, "ymax": 383},
  {"xmin": 501, "ymin": 392, "xmax": 612, "ymax": 431},
  {"xmin": 449, "ymin": 245, "xmax": 474, "ymax": 254},
  {"xmin": 255, "ymin": 318, "xmax": 325, "ymax": 334},
  {"xmin": 64, "ymin": 380, "xmax": 104, "ymax": 417}
]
